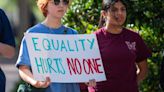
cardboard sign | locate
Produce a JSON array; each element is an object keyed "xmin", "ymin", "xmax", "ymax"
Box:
[{"xmin": 25, "ymin": 33, "xmax": 106, "ymax": 83}]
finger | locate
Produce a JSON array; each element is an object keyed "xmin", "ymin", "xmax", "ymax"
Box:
[
  {"xmin": 39, "ymin": 81, "xmax": 46, "ymax": 88},
  {"xmin": 89, "ymin": 79, "xmax": 96, "ymax": 87},
  {"xmin": 92, "ymin": 79, "xmax": 96, "ymax": 87},
  {"xmin": 37, "ymin": 80, "xmax": 49, "ymax": 88},
  {"xmin": 46, "ymin": 77, "xmax": 51, "ymax": 82},
  {"xmin": 40, "ymin": 82, "xmax": 49, "ymax": 88},
  {"xmin": 35, "ymin": 81, "xmax": 43, "ymax": 88},
  {"xmin": 45, "ymin": 80, "xmax": 51, "ymax": 87},
  {"xmin": 42, "ymin": 77, "xmax": 50, "ymax": 88},
  {"xmin": 85, "ymin": 82, "xmax": 89, "ymax": 86}
]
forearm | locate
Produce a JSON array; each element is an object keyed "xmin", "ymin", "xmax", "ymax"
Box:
[
  {"xmin": 137, "ymin": 69, "xmax": 148, "ymax": 84},
  {"xmin": 19, "ymin": 65, "xmax": 51, "ymax": 88},
  {"xmin": 19, "ymin": 66, "xmax": 37, "ymax": 86},
  {"xmin": 136, "ymin": 60, "xmax": 148, "ymax": 85},
  {"xmin": 0, "ymin": 42, "xmax": 15, "ymax": 58}
]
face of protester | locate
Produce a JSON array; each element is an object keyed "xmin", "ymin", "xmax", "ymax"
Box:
[
  {"xmin": 104, "ymin": 1, "xmax": 126, "ymax": 27},
  {"xmin": 46, "ymin": 0, "xmax": 69, "ymax": 19}
]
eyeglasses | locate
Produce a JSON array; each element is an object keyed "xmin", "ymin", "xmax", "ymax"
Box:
[{"xmin": 54, "ymin": 0, "xmax": 69, "ymax": 5}]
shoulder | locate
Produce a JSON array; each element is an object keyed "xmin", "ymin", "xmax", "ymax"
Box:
[
  {"xmin": 93, "ymin": 27, "xmax": 105, "ymax": 36},
  {"xmin": 0, "ymin": 9, "xmax": 5, "ymax": 14},
  {"xmin": 123, "ymin": 28, "xmax": 145, "ymax": 45},
  {"xmin": 0, "ymin": 9, "xmax": 7, "ymax": 19},
  {"xmin": 26, "ymin": 24, "xmax": 45, "ymax": 33},
  {"xmin": 64, "ymin": 26, "xmax": 78, "ymax": 34},
  {"xmin": 123, "ymin": 28, "xmax": 141, "ymax": 38},
  {"xmin": 94, "ymin": 27, "xmax": 104, "ymax": 34}
]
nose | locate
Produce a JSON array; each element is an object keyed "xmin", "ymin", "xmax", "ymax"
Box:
[
  {"xmin": 59, "ymin": 1, "xmax": 65, "ymax": 7},
  {"xmin": 60, "ymin": 3, "xmax": 63, "ymax": 7},
  {"xmin": 117, "ymin": 9, "xmax": 123, "ymax": 15}
]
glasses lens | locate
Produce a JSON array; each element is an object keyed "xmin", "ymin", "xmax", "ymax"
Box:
[
  {"xmin": 63, "ymin": 0, "xmax": 69, "ymax": 5},
  {"xmin": 54, "ymin": 0, "xmax": 60, "ymax": 5},
  {"xmin": 53, "ymin": 0, "xmax": 69, "ymax": 5}
]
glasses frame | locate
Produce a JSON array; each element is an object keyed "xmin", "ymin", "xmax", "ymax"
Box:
[{"xmin": 53, "ymin": 0, "xmax": 69, "ymax": 6}]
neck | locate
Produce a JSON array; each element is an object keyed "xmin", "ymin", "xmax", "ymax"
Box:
[
  {"xmin": 42, "ymin": 16, "xmax": 62, "ymax": 29},
  {"xmin": 105, "ymin": 24, "xmax": 123, "ymax": 34}
]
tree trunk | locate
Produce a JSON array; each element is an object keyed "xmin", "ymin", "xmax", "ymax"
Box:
[{"xmin": 17, "ymin": 0, "xmax": 31, "ymax": 44}]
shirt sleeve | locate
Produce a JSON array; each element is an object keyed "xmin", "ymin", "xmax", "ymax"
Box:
[
  {"xmin": 16, "ymin": 37, "xmax": 31, "ymax": 68},
  {"xmin": 136, "ymin": 34, "xmax": 152, "ymax": 63},
  {"xmin": 67, "ymin": 27, "xmax": 78, "ymax": 34},
  {"xmin": 0, "ymin": 9, "xmax": 15, "ymax": 47},
  {"xmin": 72, "ymin": 29, "xmax": 78, "ymax": 34}
]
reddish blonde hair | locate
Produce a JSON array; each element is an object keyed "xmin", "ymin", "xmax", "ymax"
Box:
[
  {"xmin": 36, "ymin": 0, "xmax": 72, "ymax": 17},
  {"xmin": 36, "ymin": 0, "xmax": 49, "ymax": 17}
]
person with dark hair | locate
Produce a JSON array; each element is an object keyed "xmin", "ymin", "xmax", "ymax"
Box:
[
  {"xmin": 16, "ymin": 0, "xmax": 80, "ymax": 92},
  {"xmin": 0, "ymin": 8, "xmax": 15, "ymax": 92},
  {"xmin": 87, "ymin": 0, "xmax": 152, "ymax": 92}
]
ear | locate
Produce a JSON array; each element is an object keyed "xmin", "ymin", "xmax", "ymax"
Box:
[
  {"xmin": 41, "ymin": 3, "xmax": 48, "ymax": 17},
  {"xmin": 41, "ymin": 4, "xmax": 46, "ymax": 11},
  {"xmin": 101, "ymin": 10, "xmax": 107, "ymax": 18}
]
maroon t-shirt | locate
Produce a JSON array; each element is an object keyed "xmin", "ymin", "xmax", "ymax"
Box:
[{"xmin": 94, "ymin": 27, "xmax": 151, "ymax": 92}]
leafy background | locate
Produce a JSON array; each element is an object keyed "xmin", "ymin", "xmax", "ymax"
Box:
[{"xmin": 0, "ymin": 0, "xmax": 164, "ymax": 92}]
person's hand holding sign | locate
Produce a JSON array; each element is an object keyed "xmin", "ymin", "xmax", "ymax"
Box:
[
  {"xmin": 19, "ymin": 65, "xmax": 51, "ymax": 88},
  {"xmin": 86, "ymin": 79, "xmax": 96, "ymax": 87},
  {"xmin": 33, "ymin": 77, "xmax": 51, "ymax": 88},
  {"xmin": 85, "ymin": 79, "xmax": 97, "ymax": 92}
]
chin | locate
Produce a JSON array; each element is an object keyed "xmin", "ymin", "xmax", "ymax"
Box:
[
  {"xmin": 117, "ymin": 21, "xmax": 125, "ymax": 26},
  {"xmin": 56, "ymin": 15, "xmax": 64, "ymax": 19}
]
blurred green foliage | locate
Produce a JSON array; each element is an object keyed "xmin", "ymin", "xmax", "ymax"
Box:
[
  {"xmin": 1, "ymin": 0, "xmax": 163, "ymax": 91},
  {"xmin": 63, "ymin": 0, "xmax": 102, "ymax": 34}
]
